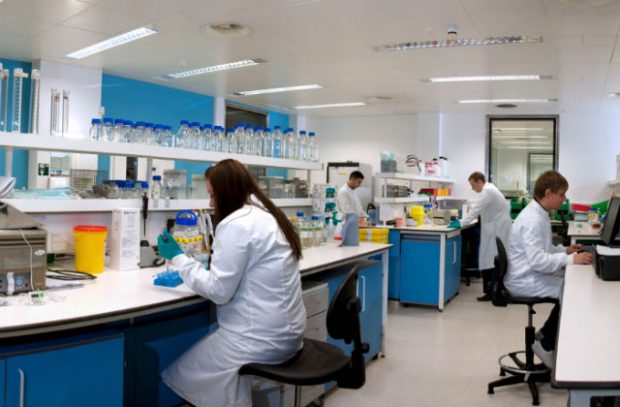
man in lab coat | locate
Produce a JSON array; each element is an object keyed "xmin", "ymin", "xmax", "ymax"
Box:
[
  {"xmin": 461, "ymin": 172, "xmax": 512, "ymax": 301},
  {"xmin": 337, "ymin": 171, "xmax": 367, "ymax": 216},
  {"xmin": 504, "ymin": 170, "xmax": 592, "ymax": 368}
]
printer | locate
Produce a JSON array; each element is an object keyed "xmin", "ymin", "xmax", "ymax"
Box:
[
  {"xmin": 0, "ymin": 203, "xmax": 47, "ymax": 294},
  {"xmin": 592, "ymin": 196, "xmax": 620, "ymax": 281}
]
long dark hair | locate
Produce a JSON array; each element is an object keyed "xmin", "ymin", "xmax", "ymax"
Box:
[{"xmin": 205, "ymin": 159, "xmax": 302, "ymax": 260}]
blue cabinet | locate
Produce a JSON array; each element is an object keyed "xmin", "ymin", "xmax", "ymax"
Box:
[
  {"xmin": 400, "ymin": 234, "xmax": 441, "ymax": 305},
  {"xmin": 444, "ymin": 235, "xmax": 462, "ymax": 302},
  {"xmin": 399, "ymin": 232, "xmax": 462, "ymax": 308},
  {"xmin": 0, "ymin": 359, "xmax": 5, "ymax": 407},
  {"xmin": 126, "ymin": 303, "xmax": 215, "ymax": 407},
  {"xmin": 388, "ymin": 229, "xmax": 401, "ymax": 300},
  {"xmin": 3, "ymin": 333, "xmax": 124, "ymax": 407},
  {"xmin": 315, "ymin": 259, "xmax": 383, "ymax": 362}
]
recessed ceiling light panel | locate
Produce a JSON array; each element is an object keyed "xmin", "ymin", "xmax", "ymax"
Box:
[
  {"xmin": 233, "ymin": 84, "xmax": 322, "ymax": 96},
  {"xmin": 458, "ymin": 98, "xmax": 557, "ymax": 104},
  {"xmin": 66, "ymin": 27, "xmax": 157, "ymax": 59},
  {"xmin": 422, "ymin": 74, "xmax": 550, "ymax": 83},
  {"xmin": 294, "ymin": 102, "xmax": 366, "ymax": 110},
  {"xmin": 165, "ymin": 59, "xmax": 265, "ymax": 79},
  {"xmin": 374, "ymin": 36, "xmax": 543, "ymax": 52}
]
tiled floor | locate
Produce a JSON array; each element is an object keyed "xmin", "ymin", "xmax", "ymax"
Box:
[{"xmin": 324, "ymin": 281, "xmax": 568, "ymax": 407}]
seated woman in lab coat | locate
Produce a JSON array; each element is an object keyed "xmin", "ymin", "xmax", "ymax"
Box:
[
  {"xmin": 504, "ymin": 170, "xmax": 592, "ymax": 368},
  {"xmin": 157, "ymin": 159, "xmax": 306, "ymax": 407}
]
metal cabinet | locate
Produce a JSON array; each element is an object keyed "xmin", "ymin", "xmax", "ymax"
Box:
[
  {"xmin": 2, "ymin": 332, "xmax": 124, "ymax": 407},
  {"xmin": 399, "ymin": 232, "xmax": 462, "ymax": 309},
  {"xmin": 319, "ymin": 260, "xmax": 383, "ymax": 361},
  {"xmin": 126, "ymin": 303, "xmax": 215, "ymax": 407},
  {"xmin": 388, "ymin": 229, "xmax": 401, "ymax": 300}
]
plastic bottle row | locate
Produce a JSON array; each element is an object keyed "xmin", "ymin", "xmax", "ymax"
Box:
[
  {"xmin": 89, "ymin": 118, "xmax": 320, "ymax": 162},
  {"xmin": 292, "ymin": 212, "xmax": 337, "ymax": 249}
]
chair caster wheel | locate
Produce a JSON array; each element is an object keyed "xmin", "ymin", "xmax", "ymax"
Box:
[
  {"xmin": 500, "ymin": 368, "xmax": 506, "ymax": 376},
  {"xmin": 488, "ymin": 386, "xmax": 494, "ymax": 395}
]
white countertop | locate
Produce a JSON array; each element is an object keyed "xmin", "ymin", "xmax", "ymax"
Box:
[
  {"xmin": 0, "ymin": 242, "xmax": 390, "ymax": 337},
  {"xmin": 567, "ymin": 221, "xmax": 601, "ymax": 238},
  {"xmin": 554, "ymin": 265, "xmax": 620, "ymax": 387},
  {"xmin": 365, "ymin": 219, "xmax": 477, "ymax": 233}
]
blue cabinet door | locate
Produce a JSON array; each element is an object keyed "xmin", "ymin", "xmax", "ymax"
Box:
[
  {"xmin": 400, "ymin": 235, "xmax": 440, "ymax": 305},
  {"xmin": 0, "ymin": 359, "xmax": 5, "ymax": 407},
  {"xmin": 388, "ymin": 229, "xmax": 401, "ymax": 300},
  {"xmin": 129, "ymin": 304, "xmax": 215, "ymax": 407},
  {"xmin": 359, "ymin": 261, "xmax": 383, "ymax": 359},
  {"xmin": 444, "ymin": 235, "xmax": 462, "ymax": 301},
  {"xmin": 5, "ymin": 334, "xmax": 124, "ymax": 407}
]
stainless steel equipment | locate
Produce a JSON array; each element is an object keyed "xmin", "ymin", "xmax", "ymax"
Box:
[{"xmin": 0, "ymin": 204, "xmax": 47, "ymax": 294}]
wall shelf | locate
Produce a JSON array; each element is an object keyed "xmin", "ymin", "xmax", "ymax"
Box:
[
  {"xmin": 436, "ymin": 196, "xmax": 465, "ymax": 201},
  {"xmin": 0, "ymin": 133, "xmax": 322, "ymax": 171},
  {"xmin": 0, "ymin": 198, "xmax": 312, "ymax": 213},
  {"xmin": 609, "ymin": 180, "xmax": 620, "ymax": 186},
  {"xmin": 375, "ymin": 172, "xmax": 455, "ymax": 184}
]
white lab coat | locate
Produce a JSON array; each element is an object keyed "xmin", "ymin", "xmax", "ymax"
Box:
[
  {"xmin": 162, "ymin": 204, "xmax": 306, "ymax": 407},
  {"xmin": 461, "ymin": 182, "xmax": 512, "ymax": 270},
  {"xmin": 337, "ymin": 184, "xmax": 367, "ymax": 216},
  {"xmin": 504, "ymin": 199, "xmax": 574, "ymax": 299}
]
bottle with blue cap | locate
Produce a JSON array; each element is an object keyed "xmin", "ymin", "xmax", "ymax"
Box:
[
  {"xmin": 212, "ymin": 126, "xmax": 224, "ymax": 152},
  {"xmin": 176, "ymin": 120, "xmax": 190, "ymax": 148},
  {"xmin": 297, "ymin": 130, "xmax": 308, "ymax": 161},
  {"xmin": 263, "ymin": 127, "xmax": 273, "ymax": 157},
  {"xmin": 113, "ymin": 119, "xmax": 125, "ymax": 143},
  {"xmin": 102, "ymin": 117, "xmax": 114, "ymax": 142},
  {"xmin": 272, "ymin": 126, "xmax": 284, "ymax": 158},
  {"xmin": 283, "ymin": 127, "xmax": 297, "ymax": 159},
  {"xmin": 201, "ymin": 124, "xmax": 213, "ymax": 151},
  {"xmin": 89, "ymin": 118, "xmax": 102, "ymax": 141},
  {"xmin": 308, "ymin": 131, "xmax": 319, "ymax": 162}
]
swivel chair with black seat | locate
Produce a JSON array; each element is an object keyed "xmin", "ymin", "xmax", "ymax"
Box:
[
  {"xmin": 487, "ymin": 237, "xmax": 559, "ymax": 406},
  {"xmin": 239, "ymin": 261, "xmax": 372, "ymax": 407}
]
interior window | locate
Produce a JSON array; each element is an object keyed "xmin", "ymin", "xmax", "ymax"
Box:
[{"xmin": 489, "ymin": 117, "xmax": 557, "ymax": 196}]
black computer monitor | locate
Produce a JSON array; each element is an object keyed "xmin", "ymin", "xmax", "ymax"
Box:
[{"xmin": 601, "ymin": 196, "xmax": 620, "ymax": 247}]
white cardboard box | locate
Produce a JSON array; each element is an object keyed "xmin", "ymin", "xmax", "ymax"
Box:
[{"xmin": 110, "ymin": 208, "xmax": 140, "ymax": 270}]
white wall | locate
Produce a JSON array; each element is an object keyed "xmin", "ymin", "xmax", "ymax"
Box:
[
  {"xmin": 441, "ymin": 113, "xmax": 487, "ymax": 200},
  {"xmin": 558, "ymin": 112, "xmax": 620, "ymax": 203},
  {"xmin": 306, "ymin": 114, "xmax": 418, "ymax": 185}
]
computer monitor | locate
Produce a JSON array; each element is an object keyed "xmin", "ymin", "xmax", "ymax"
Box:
[{"xmin": 601, "ymin": 196, "xmax": 620, "ymax": 247}]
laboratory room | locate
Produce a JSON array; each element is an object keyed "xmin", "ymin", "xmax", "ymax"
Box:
[{"xmin": 3, "ymin": 0, "xmax": 620, "ymax": 407}]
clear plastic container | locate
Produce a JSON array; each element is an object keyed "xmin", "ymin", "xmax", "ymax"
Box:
[
  {"xmin": 176, "ymin": 120, "xmax": 190, "ymax": 148},
  {"xmin": 172, "ymin": 210, "xmax": 204, "ymax": 257},
  {"xmin": 102, "ymin": 117, "xmax": 114, "ymax": 142},
  {"xmin": 151, "ymin": 175, "xmax": 162, "ymax": 199}
]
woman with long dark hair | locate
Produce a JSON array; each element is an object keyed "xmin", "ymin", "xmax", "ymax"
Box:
[{"xmin": 158, "ymin": 159, "xmax": 306, "ymax": 407}]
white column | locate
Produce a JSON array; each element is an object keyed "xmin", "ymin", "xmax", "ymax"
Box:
[{"xmin": 214, "ymin": 97, "xmax": 226, "ymax": 127}]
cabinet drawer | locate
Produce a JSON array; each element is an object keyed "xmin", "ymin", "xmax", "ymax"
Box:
[
  {"xmin": 304, "ymin": 311, "xmax": 327, "ymax": 341},
  {"xmin": 302, "ymin": 281, "xmax": 328, "ymax": 317}
]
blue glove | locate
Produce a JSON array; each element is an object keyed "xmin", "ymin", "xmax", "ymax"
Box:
[
  {"xmin": 157, "ymin": 230, "xmax": 183, "ymax": 260},
  {"xmin": 449, "ymin": 220, "xmax": 461, "ymax": 229}
]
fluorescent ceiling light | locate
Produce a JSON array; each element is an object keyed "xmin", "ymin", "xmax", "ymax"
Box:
[
  {"xmin": 425, "ymin": 75, "xmax": 549, "ymax": 83},
  {"xmin": 493, "ymin": 135, "xmax": 548, "ymax": 139},
  {"xmin": 374, "ymin": 36, "xmax": 543, "ymax": 52},
  {"xmin": 458, "ymin": 98, "xmax": 557, "ymax": 104},
  {"xmin": 506, "ymin": 146, "xmax": 551, "ymax": 150},
  {"xmin": 166, "ymin": 59, "xmax": 265, "ymax": 79},
  {"xmin": 493, "ymin": 127, "xmax": 544, "ymax": 132},
  {"xmin": 294, "ymin": 102, "xmax": 366, "ymax": 110},
  {"xmin": 234, "ymin": 84, "xmax": 322, "ymax": 96},
  {"xmin": 66, "ymin": 27, "xmax": 157, "ymax": 59}
]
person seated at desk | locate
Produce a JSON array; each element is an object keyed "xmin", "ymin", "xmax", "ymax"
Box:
[
  {"xmin": 157, "ymin": 159, "xmax": 306, "ymax": 407},
  {"xmin": 460, "ymin": 171, "xmax": 512, "ymax": 302},
  {"xmin": 504, "ymin": 170, "xmax": 592, "ymax": 368}
]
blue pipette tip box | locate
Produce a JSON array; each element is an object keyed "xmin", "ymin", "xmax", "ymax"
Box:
[{"xmin": 154, "ymin": 270, "xmax": 183, "ymax": 288}]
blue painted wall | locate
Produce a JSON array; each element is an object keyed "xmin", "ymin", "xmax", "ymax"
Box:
[
  {"xmin": 0, "ymin": 58, "xmax": 32, "ymax": 188},
  {"xmin": 101, "ymin": 74, "xmax": 216, "ymax": 183},
  {"xmin": 101, "ymin": 74, "xmax": 290, "ymax": 183}
]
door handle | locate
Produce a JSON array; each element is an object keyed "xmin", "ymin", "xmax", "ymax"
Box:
[
  {"xmin": 453, "ymin": 241, "xmax": 457, "ymax": 265},
  {"xmin": 359, "ymin": 275, "xmax": 366, "ymax": 312},
  {"xmin": 18, "ymin": 368, "xmax": 26, "ymax": 407}
]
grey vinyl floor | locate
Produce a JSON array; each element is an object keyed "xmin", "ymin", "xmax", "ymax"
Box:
[{"xmin": 324, "ymin": 280, "xmax": 568, "ymax": 407}]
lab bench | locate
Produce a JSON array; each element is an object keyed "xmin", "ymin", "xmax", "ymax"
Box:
[
  {"xmin": 370, "ymin": 223, "xmax": 473, "ymax": 311},
  {"xmin": 0, "ymin": 242, "xmax": 390, "ymax": 407}
]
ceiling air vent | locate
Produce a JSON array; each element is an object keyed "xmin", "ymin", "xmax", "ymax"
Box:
[
  {"xmin": 203, "ymin": 22, "xmax": 252, "ymax": 38},
  {"xmin": 496, "ymin": 104, "xmax": 518, "ymax": 109}
]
